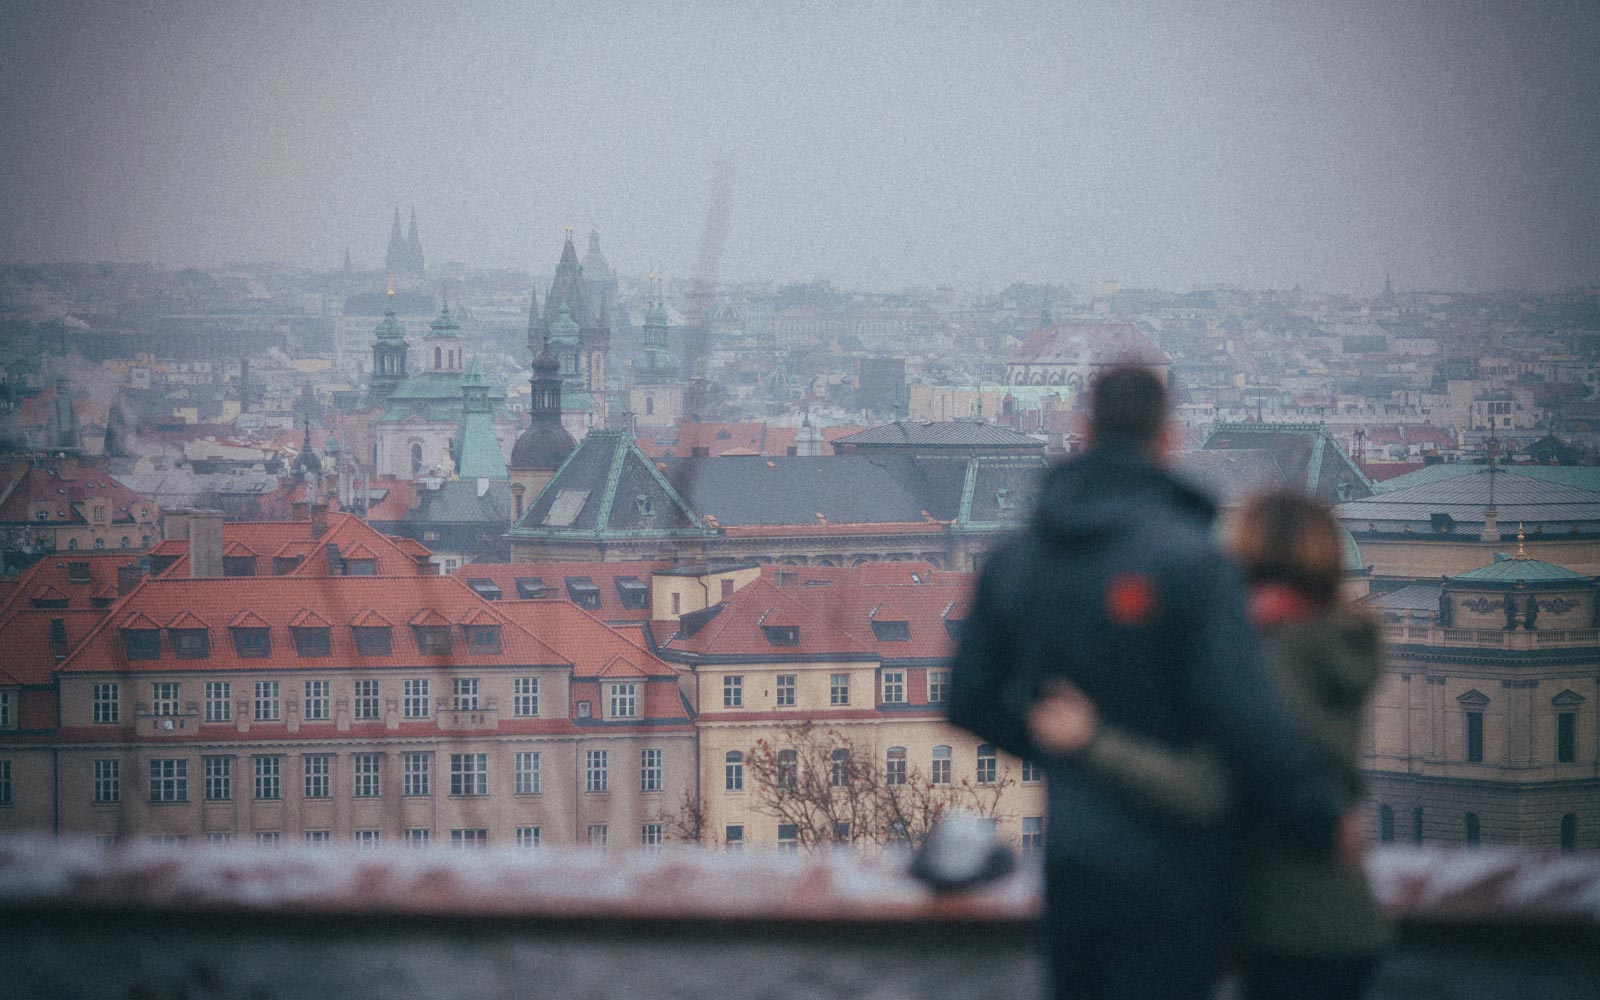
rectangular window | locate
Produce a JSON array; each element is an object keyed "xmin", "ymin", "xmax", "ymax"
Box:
[
  {"xmin": 172, "ymin": 630, "xmax": 209, "ymax": 659},
  {"xmin": 610, "ymin": 682, "xmax": 637, "ymax": 719},
  {"xmin": 453, "ymin": 678, "xmax": 479, "ymax": 711},
  {"xmin": 1466, "ymin": 711, "xmax": 1484, "ymax": 763},
  {"xmin": 450, "ymin": 828, "xmax": 487, "ymax": 849},
  {"xmin": 403, "ymin": 679, "xmax": 430, "ymax": 719},
  {"xmin": 517, "ymin": 826, "xmax": 541, "ymax": 848},
  {"xmin": 204, "ymin": 681, "xmax": 231, "ymax": 723},
  {"xmin": 303, "ymin": 754, "xmax": 331, "ymax": 799},
  {"xmin": 515, "ymin": 751, "xmax": 542, "ymax": 795},
  {"xmin": 724, "ymin": 825, "xmax": 743, "ymax": 850},
  {"xmin": 641, "ymin": 823, "xmax": 663, "ymax": 849},
  {"xmin": 151, "ymin": 681, "xmax": 180, "ymax": 716},
  {"xmin": 402, "ymin": 752, "xmax": 431, "ymax": 797},
  {"xmin": 0, "ymin": 759, "xmax": 10, "ymax": 806},
  {"xmin": 927, "ymin": 670, "xmax": 950, "ymax": 704},
  {"xmin": 405, "ymin": 828, "xmax": 430, "ymax": 848},
  {"xmin": 587, "ymin": 824, "xmax": 608, "ymax": 847},
  {"xmin": 881, "ymin": 670, "xmax": 906, "ymax": 704},
  {"xmin": 415, "ymin": 626, "xmax": 451, "ymax": 655},
  {"xmin": 92, "ymin": 683, "xmax": 120, "ymax": 724},
  {"xmin": 353, "ymin": 680, "xmax": 380, "ymax": 720},
  {"xmin": 449, "ymin": 753, "xmax": 488, "ymax": 796},
  {"xmin": 513, "ymin": 677, "xmax": 539, "ymax": 717},
  {"xmin": 777, "ymin": 824, "xmax": 799, "ymax": 852},
  {"xmin": 830, "ymin": 673, "xmax": 849, "ymax": 707},
  {"xmin": 976, "ymin": 746, "xmax": 997, "ymax": 785},
  {"xmin": 885, "ymin": 748, "xmax": 907, "ymax": 786},
  {"xmin": 203, "ymin": 756, "xmax": 232, "ymax": 801},
  {"xmin": 831, "ymin": 748, "xmax": 850, "ymax": 788},
  {"xmin": 292, "ymin": 627, "xmax": 330, "ymax": 657},
  {"xmin": 303, "ymin": 680, "xmax": 330, "ymax": 721},
  {"xmin": 305, "ymin": 831, "xmax": 332, "ymax": 847},
  {"xmin": 254, "ymin": 832, "xmax": 281, "ymax": 847},
  {"xmin": 1021, "ymin": 817, "xmax": 1044, "ymax": 855},
  {"xmin": 122, "ymin": 629, "xmax": 161, "ymax": 660},
  {"xmin": 586, "ymin": 749, "xmax": 608, "ymax": 793},
  {"xmin": 640, "ymin": 748, "xmax": 663, "ymax": 792},
  {"xmin": 1021, "ymin": 760, "xmax": 1043, "ymax": 783},
  {"xmin": 253, "ymin": 756, "xmax": 282, "ymax": 800},
  {"xmin": 723, "ymin": 675, "xmax": 743, "ymax": 709},
  {"xmin": 355, "ymin": 830, "xmax": 381, "ymax": 850},
  {"xmin": 725, "ymin": 753, "xmax": 744, "ymax": 792},
  {"xmin": 93, "ymin": 759, "xmax": 120, "ymax": 804},
  {"xmin": 204, "ymin": 833, "xmax": 231, "ymax": 844},
  {"xmin": 1558, "ymin": 712, "xmax": 1577, "ymax": 764},
  {"xmin": 232, "ymin": 628, "xmax": 269, "ymax": 658},
  {"xmin": 354, "ymin": 628, "xmax": 391, "ymax": 655},
  {"xmin": 776, "ymin": 674, "xmax": 796, "ymax": 707},
  {"xmin": 352, "ymin": 753, "xmax": 381, "ymax": 798},
  {"xmin": 931, "ymin": 747, "xmax": 952, "ymax": 786},
  {"xmin": 253, "ymin": 681, "xmax": 281, "ymax": 722},
  {"xmin": 466, "ymin": 626, "xmax": 501, "ymax": 653},
  {"xmin": 0, "ymin": 690, "xmax": 9, "ymax": 728},
  {"xmin": 148, "ymin": 758, "xmax": 187, "ymax": 803}
]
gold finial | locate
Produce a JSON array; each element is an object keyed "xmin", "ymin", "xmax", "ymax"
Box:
[
  {"xmin": 386, "ymin": 273, "xmax": 394, "ymax": 296},
  {"xmin": 1516, "ymin": 521, "xmax": 1527, "ymax": 559}
]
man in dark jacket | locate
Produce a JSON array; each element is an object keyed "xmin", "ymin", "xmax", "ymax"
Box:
[{"xmin": 948, "ymin": 366, "xmax": 1345, "ymax": 1000}]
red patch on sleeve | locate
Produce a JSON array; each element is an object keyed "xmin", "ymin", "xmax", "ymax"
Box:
[{"xmin": 1105, "ymin": 574, "xmax": 1158, "ymax": 626}]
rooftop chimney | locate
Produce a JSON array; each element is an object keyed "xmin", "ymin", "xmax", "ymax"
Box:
[
  {"xmin": 117, "ymin": 561, "xmax": 145, "ymax": 596},
  {"xmin": 310, "ymin": 502, "xmax": 329, "ymax": 539},
  {"xmin": 161, "ymin": 507, "xmax": 192, "ymax": 542},
  {"xmin": 188, "ymin": 509, "xmax": 224, "ymax": 579}
]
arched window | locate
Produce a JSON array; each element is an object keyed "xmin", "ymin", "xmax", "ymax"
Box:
[
  {"xmin": 434, "ymin": 346, "xmax": 442, "ymax": 369},
  {"xmin": 93, "ymin": 537, "xmax": 105, "ymax": 549},
  {"xmin": 1464, "ymin": 812, "xmax": 1480, "ymax": 847},
  {"xmin": 1561, "ymin": 814, "xmax": 1577, "ymax": 853},
  {"xmin": 931, "ymin": 745, "xmax": 952, "ymax": 785},
  {"xmin": 141, "ymin": 534, "xmax": 151, "ymax": 547},
  {"xmin": 1379, "ymin": 805, "xmax": 1395, "ymax": 843},
  {"xmin": 976, "ymin": 744, "xmax": 997, "ymax": 784},
  {"xmin": 830, "ymin": 747, "xmax": 850, "ymax": 788},
  {"xmin": 68, "ymin": 538, "xmax": 78, "ymax": 550},
  {"xmin": 724, "ymin": 751, "xmax": 744, "ymax": 792},
  {"xmin": 885, "ymin": 746, "xmax": 907, "ymax": 786},
  {"xmin": 645, "ymin": 395, "xmax": 654, "ymax": 416},
  {"xmin": 777, "ymin": 749, "xmax": 798, "ymax": 791},
  {"xmin": 410, "ymin": 443, "xmax": 423, "ymax": 477},
  {"xmin": 120, "ymin": 537, "xmax": 130, "ymax": 549}
]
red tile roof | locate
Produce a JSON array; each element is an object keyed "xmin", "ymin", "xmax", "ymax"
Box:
[
  {"xmin": 156, "ymin": 513, "xmax": 431, "ymax": 578},
  {"xmin": 0, "ymin": 608, "xmax": 107, "ymax": 686},
  {"xmin": 493, "ymin": 600, "xmax": 680, "ymax": 679},
  {"xmin": 452, "ymin": 560, "xmax": 671, "ymax": 622},
  {"xmin": 0, "ymin": 464, "xmax": 152, "ymax": 527},
  {"xmin": 655, "ymin": 578, "xmax": 873, "ymax": 659}
]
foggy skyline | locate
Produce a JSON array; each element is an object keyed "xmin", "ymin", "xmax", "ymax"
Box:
[{"xmin": 2, "ymin": 1, "xmax": 1597, "ymax": 294}]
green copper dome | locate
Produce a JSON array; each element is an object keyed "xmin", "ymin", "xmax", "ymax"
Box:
[
  {"xmin": 428, "ymin": 305, "xmax": 461, "ymax": 339},
  {"xmin": 549, "ymin": 302, "xmax": 579, "ymax": 344},
  {"xmin": 1454, "ymin": 555, "xmax": 1589, "ymax": 585},
  {"xmin": 374, "ymin": 303, "xmax": 407, "ymax": 340}
]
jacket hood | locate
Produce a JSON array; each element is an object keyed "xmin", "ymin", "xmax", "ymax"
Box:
[
  {"xmin": 1032, "ymin": 444, "xmax": 1218, "ymax": 544},
  {"xmin": 1273, "ymin": 611, "xmax": 1383, "ymax": 710}
]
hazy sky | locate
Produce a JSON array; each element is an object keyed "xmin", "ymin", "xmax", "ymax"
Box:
[{"xmin": 2, "ymin": 1, "xmax": 1597, "ymax": 293}]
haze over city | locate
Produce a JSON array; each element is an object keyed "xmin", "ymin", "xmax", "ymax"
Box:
[{"xmin": 3, "ymin": 0, "xmax": 1598, "ymax": 292}]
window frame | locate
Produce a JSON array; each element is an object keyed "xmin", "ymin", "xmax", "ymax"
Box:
[
  {"xmin": 353, "ymin": 679, "xmax": 380, "ymax": 720},
  {"xmin": 723, "ymin": 675, "xmax": 744, "ymax": 709},
  {"xmin": 93, "ymin": 758, "xmax": 120, "ymax": 804},
  {"xmin": 253, "ymin": 680, "xmax": 281, "ymax": 722},
  {"xmin": 92, "ymin": 682, "xmax": 120, "ymax": 724},
  {"xmin": 202, "ymin": 755, "xmax": 232, "ymax": 802},
  {"xmin": 303, "ymin": 753, "xmax": 331, "ymax": 799},
  {"xmin": 303, "ymin": 679, "xmax": 330, "ymax": 721},
  {"xmin": 640, "ymin": 748, "xmax": 663, "ymax": 792},
  {"xmin": 252, "ymin": 755, "xmax": 282, "ymax": 801},
  {"xmin": 775, "ymin": 673, "xmax": 796, "ymax": 708},
  {"xmin": 148, "ymin": 758, "xmax": 188, "ymax": 803},
  {"xmin": 402, "ymin": 752, "xmax": 431, "ymax": 797},
  {"xmin": 403, "ymin": 679, "xmax": 431, "ymax": 719},
  {"xmin": 586, "ymin": 749, "xmax": 609, "ymax": 793},
  {"xmin": 352, "ymin": 753, "xmax": 381, "ymax": 798},
  {"xmin": 449, "ymin": 752, "xmax": 489, "ymax": 797},
  {"xmin": 515, "ymin": 751, "xmax": 542, "ymax": 795},
  {"xmin": 203, "ymin": 681, "xmax": 231, "ymax": 723},
  {"xmin": 829, "ymin": 673, "xmax": 849, "ymax": 707},
  {"xmin": 512, "ymin": 677, "xmax": 539, "ymax": 717}
]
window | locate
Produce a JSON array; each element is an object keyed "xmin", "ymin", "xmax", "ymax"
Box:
[
  {"xmin": 586, "ymin": 750, "xmax": 609, "ymax": 793},
  {"xmin": 253, "ymin": 681, "xmax": 281, "ymax": 722},
  {"xmin": 565, "ymin": 577, "xmax": 601, "ymax": 609},
  {"xmin": 204, "ymin": 681, "xmax": 231, "ymax": 723},
  {"xmin": 403, "ymin": 679, "xmax": 430, "ymax": 719},
  {"xmin": 830, "ymin": 673, "xmax": 849, "ymax": 706},
  {"xmin": 451, "ymin": 829, "xmax": 488, "ymax": 849},
  {"xmin": 0, "ymin": 690, "xmax": 10, "ymax": 728},
  {"xmin": 450, "ymin": 753, "xmax": 488, "ymax": 796},
  {"xmin": 724, "ymin": 750, "xmax": 744, "ymax": 792},
  {"xmin": 203, "ymin": 833, "xmax": 230, "ymax": 844},
  {"xmin": 1464, "ymin": 812, "xmax": 1480, "ymax": 847},
  {"xmin": 641, "ymin": 823, "xmax": 663, "ymax": 849},
  {"xmin": 776, "ymin": 674, "xmax": 796, "ymax": 707},
  {"xmin": 122, "ymin": 629, "xmax": 160, "ymax": 660},
  {"xmin": 1561, "ymin": 814, "xmax": 1577, "ymax": 853},
  {"xmin": 414, "ymin": 626, "xmax": 450, "ymax": 655},
  {"xmin": 762, "ymin": 625, "xmax": 799, "ymax": 647},
  {"xmin": 831, "ymin": 747, "xmax": 850, "ymax": 788},
  {"xmin": 1021, "ymin": 817, "xmax": 1044, "ymax": 855},
  {"xmin": 466, "ymin": 579, "xmax": 502, "ymax": 601},
  {"xmin": 587, "ymin": 824, "xmax": 609, "ymax": 847},
  {"xmin": 354, "ymin": 680, "xmax": 380, "ymax": 720},
  {"xmin": 305, "ymin": 831, "xmax": 332, "ymax": 847},
  {"xmin": 353, "ymin": 753, "xmax": 381, "ymax": 798},
  {"xmin": 723, "ymin": 675, "xmax": 743, "ymax": 708},
  {"xmin": 576, "ymin": 701, "xmax": 592, "ymax": 718},
  {"xmin": 777, "ymin": 824, "xmax": 799, "ymax": 851},
  {"xmin": 1413, "ymin": 807, "xmax": 1425, "ymax": 845},
  {"xmin": 149, "ymin": 759, "xmax": 187, "ymax": 803},
  {"xmin": 453, "ymin": 678, "xmax": 479, "ymax": 711},
  {"xmin": 515, "ymin": 751, "xmax": 541, "ymax": 795},
  {"xmin": 931, "ymin": 746, "xmax": 952, "ymax": 785},
  {"xmin": 610, "ymin": 682, "xmax": 637, "ymax": 719},
  {"xmin": 881, "ymin": 670, "xmax": 906, "ymax": 704},
  {"xmin": 231, "ymin": 628, "xmax": 270, "ymax": 658},
  {"xmin": 303, "ymin": 754, "xmax": 331, "ymax": 799},
  {"xmin": 885, "ymin": 746, "xmax": 907, "ymax": 785},
  {"xmin": 640, "ymin": 749, "xmax": 663, "ymax": 792},
  {"xmin": 94, "ymin": 759, "xmax": 120, "ymax": 803},
  {"xmin": 203, "ymin": 756, "xmax": 232, "ymax": 801},
  {"xmin": 151, "ymin": 682, "xmax": 180, "ymax": 716},
  {"xmin": 1558, "ymin": 712, "xmax": 1577, "ymax": 764},
  {"xmin": 404, "ymin": 828, "xmax": 431, "ymax": 848},
  {"xmin": 172, "ymin": 629, "xmax": 209, "ymax": 659},
  {"xmin": 927, "ymin": 670, "xmax": 950, "ymax": 704},
  {"xmin": 92, "ymin": 681, "xmax": 119, "ymax": 720},
  {"xmin": 353, "ymin": 627, "xmax": 392, "ymax": 655},
  {"xmin": 517, "ymin": 826, "xmax": 542, "ymax": 848},
  {"xmin": 465, "ymin": 626, "xmax": 502, "ymax": 653},
  {"xmin": 777, "ymin": 749, "xmax": 798, "ymax": 791},
  {"xmin": 67, "ymin": 560, "xmax": 90, "ymax": 583},
  {"xmin": 253, "ymin": 756, "xmax": 282, "ymax": 800},
  {"xmin": 976, "ymin": 744, "xmax": 997, "ymax": 785},
  {"xmin": 402, "ymin": 753, "xmax": 431, "ymax": 796},
  {"xmin": 1466, "ymin": 711, "xmax": 1484, "ymax": 763},
  {"xmin": 1021, "ymin": 760, "xmax": 1043, "ymax": 783},
  {"xmin": 513, "ymin": 677, "xmax": 539, "ymax": 717},
  {"xmin": 303, "ymin": 680, "xmax": 330, "ymax": 721},
  {"xmin": 0, "ymin": 760, "xmax": 10, "ymax": 806},
  {"xmin": 1379, "ymin": 805, "xmax": 1395, "ymax": 844},
  {"xmin": 724, "ymin": 825, "xmax": 743, "ymax": 850},
  {"xmin": 514, "ymin": 577, "xmax": 551, "ymax": 599},
  {"xmin": 254, "ymin": 832, "xmax": 281, "ymax": 847},
  {"xmin": 671, "ymin": 592, "xmax": 681, "ymax": 615},
  {"xmin": 617, "ymin": 577, "xmax": 649, "ymax": 609},
  {"xmin": 355, "ymin": 830, "xmax": 381, "ymax": 850},
  {"xmin": 870, "ymin": 620, "xmax": 910, "ymax": 642},
  {"xmin": 292, "ymin": 627, "xmax": 330, "ymax": 657}
]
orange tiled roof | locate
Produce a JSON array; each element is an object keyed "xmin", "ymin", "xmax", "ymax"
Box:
[{"xmin": 0, "ymin": 552, "xmax": 139, "ymax": 621}]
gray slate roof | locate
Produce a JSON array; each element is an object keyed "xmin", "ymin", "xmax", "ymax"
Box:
[
  {"xmin": 833, "ymin": 421, "xmax": 1044, "ymax": 449},
  {"xmin": 663, "ymin": 456, "xmax": 929, "ymax": 525}
]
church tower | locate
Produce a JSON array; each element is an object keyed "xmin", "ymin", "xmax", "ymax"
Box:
[
  {"xmin": 508, "ymin": 331, "xmax": 577, "ymax": 524},
  {"xmin": 629, "ymin": 273, "xmax": 683, "ymax": 430},
  {"xmin": 406, "ymin": 206, "xmax": 425, "ymax": 274},
  {"xmin": 385, "ymin": 208, "xmax": 407, "ymax": 275},
  {"xmin": 451, "ymin": 358, "xmax": 508, "ymax": 480},
  {"xmin": 424, "ymin": 301, "xmax": 463, "ymax": 373},
  {"xmin": 368, "ymin": 285, "xmax": 409, "ymax": 405}
]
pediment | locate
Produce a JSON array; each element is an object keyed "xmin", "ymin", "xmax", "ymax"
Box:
[
  {"xmin": 1456, "ymin": 688, "xmax": 1490, "ymax": 706},
  {"xmin": 1551, "ymin": 689, "xmax": 1587, "ymax": 707}
]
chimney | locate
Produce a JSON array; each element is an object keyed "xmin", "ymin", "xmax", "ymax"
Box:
[
  {"xmin": 291, "ymin": 500, "xmax": 310, "ymax": 523},
  {"xmin": 310, "ymin": 502, "xmax": 329, "ymax": 539},
  {"xmin": 188, "ymin": 509, "xmax": 224, "ymax": 579},
  {"xmin": 162, "ymin": 507, "xmax": 192, "ymax": 541},
  {"xmin": 50, "ymin": 618, "xmax": 70, "ymax": 661},
  {"xmin": 239, "ymin": 357, "xmax": 250, "ymax": 414},
  {"xmin": 117, "ymin": 561, "xmax": 145, "ymax": 596}
]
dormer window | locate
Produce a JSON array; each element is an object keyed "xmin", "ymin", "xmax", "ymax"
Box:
[
  {"xmin": 353, "ymin": 627, "xmax": 392, "ymax": 656},
  {"xmin": 346, "ymin": 559, "xmax": 377, "ymax": 577},
  {"xmin": 616, "ymin": 577, "xmax": 649, "ymax": 609},
  {"xmin": 870, "ymin": 620, "xmax": 910, "ymax": 642},
  {"xmin": 273, "ymin": 556, "xmax": 303, "ymax": 576},
  {"xmin": 231, "ymin": 628, "xmax": 270, "ymax": 658},
  {"xmin": 467, "ymin": 579, "xmax": 502, "ymax": 601},
  {"xmin": 413, "ymin": 625, "xmax": 451, "ymax": 655},
  {"xmin": 293, "ymin": 627, "xmax": 331, "ymax": 657},
  {"xmin": 121, "ymin": 628, "xmax": 160, "ymax": 660},
  {"xmin": 223, "ymin": 556, "xmax": 256, "ymax": 577},
  {"xmin": 565, "ymin": 577, "xmax": 601, "ymax": 610},
  {"xmin": 515, "ymin": 577, "xmax": 551, "ymax": 599},
  {"xmin": 67, "ymin": 561, "xmax": 91, "ymax": 584},
  {"xmin": 171, "ymin": 629, "xmax": 210, "ymax": 659},
  {"xmin": 634, "ymin": 494, "xmax": 655, "ymax": 516},
  {"xmin": 943, "ymin": 618, "xmax": 966, "ymax": 640},
  {"xmin": 995, "ymin": 487, "xmax": 1014, "ymax": 511},
  {"xmin": 762, "ymin": 625, "xmax": 800, "ymax": 647},
  {"xmin": 465, "ymin": 625, "xmax": 502, "ymax": 653}
]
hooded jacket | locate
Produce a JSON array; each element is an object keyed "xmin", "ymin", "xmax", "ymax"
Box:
[{"xmin": 949, "ymin": 443, "xmax": 1344, "ymax": 922}]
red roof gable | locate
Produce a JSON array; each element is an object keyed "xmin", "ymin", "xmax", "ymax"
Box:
[
  {"xmin": 0, "ymin": 464, "xmax": 152, "ymax": 527},
  {"xmin": 287, "ymin": 609, "xmax": 330, "ymax": 629},
  {"xmin": 227, "ymin": 610, "xmax": 272, "ymax": 629},
  {"xmin": 156, "ymin": 514, "xmax": 431, "ymax": 578},
  {"xmin": 658, "ymin": 578, "xmax": 872, "ymax": 658},
  {"xmin": 0, "ymin": 552, "xmax": 140, "ymax": 621},
  {"xmin": 493, "ymin": 600, "xmax": 679, "ymax": 679},
  {"xmin": 451, "ymin": 560, "xmax": 673, "ymax": 622}
]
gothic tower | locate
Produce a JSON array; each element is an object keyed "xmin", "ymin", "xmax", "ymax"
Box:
[{"xmin": 368, "ymin": 286, "xmax": 409, "ymax": 405}]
